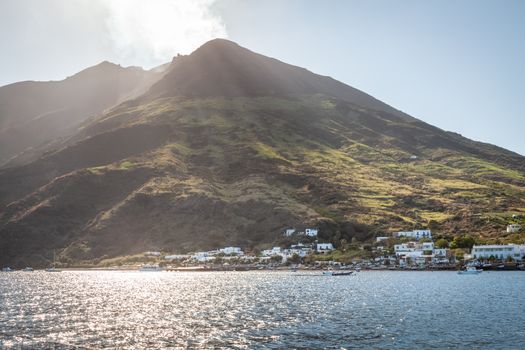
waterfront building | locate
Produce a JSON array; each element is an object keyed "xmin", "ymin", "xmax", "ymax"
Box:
[
  {"xmin": 219, "ymin": 247, "xmax": 243, "ymax": 255},
  {"xmin": 471, "ymin": 244, "xmax": 525, "ymax": 261},
  {"xmin": 395, "ymin": 241, "xmax": 449, "ymax": 265},
  {"xmin": 261, "ymin": 247, "xmax": 282, "ymax": 257},
  {"xmin": 145, "ymin": 251, "xmax": 161, "ymax": 256},
  {"xmin": 164, "ymin": 254, "xmax": 191, "ymax": 261}
]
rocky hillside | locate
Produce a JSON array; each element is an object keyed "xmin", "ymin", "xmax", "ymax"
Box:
[
  {"xmin": 0, "ymin": 61, "xmax": 167, "ymax": 167},
  {"xmin": 1, "ymin": 39, "xmax": 524, "ymax": 267}
]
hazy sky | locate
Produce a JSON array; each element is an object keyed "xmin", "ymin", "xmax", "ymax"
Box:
[{"xmin": 1, "ymin": 0, "xmax": 524, "ymax": 155}]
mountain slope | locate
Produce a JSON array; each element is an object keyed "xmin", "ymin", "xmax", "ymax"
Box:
[
  {"xmin": 1, "ymin": 40, "xmax": 524, "ymax": 267},
  {"xmin": 0, "ymin": 61, "xmax": 166, "ymax": 167}
]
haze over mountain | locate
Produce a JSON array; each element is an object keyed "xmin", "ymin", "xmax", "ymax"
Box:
[
  {"xmin": 1, "ymin": 39, "xmax": 524, "ymax": 268},
  {"xmin": 0, "ymin": 62, "xmax": 167, "ymax": 167}
]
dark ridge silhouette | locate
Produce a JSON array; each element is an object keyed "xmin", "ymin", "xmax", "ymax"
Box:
[
  {"xmin": 0, "ymin": 61, "xmax": 166, "ymax": 166},
  {"xmin": 148, "ymin": 39, "xmax": 411, "ymax": 118}
]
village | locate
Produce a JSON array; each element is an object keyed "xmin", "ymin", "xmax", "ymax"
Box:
[{"xmin": 137, "ymin": 224, "xmax": 525, "ymax": 272}]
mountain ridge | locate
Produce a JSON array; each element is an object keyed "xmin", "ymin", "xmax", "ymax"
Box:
[
  {"xmin": 1, "ymin": 40, "xmax": 524, "ymax": 268},
  {"xmin": 0, "ymin": 61, "xmax": 168, "ymax": 167}
]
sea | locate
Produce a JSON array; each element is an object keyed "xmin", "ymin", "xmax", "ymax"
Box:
[{"xmin": 1, "ymin": 270, "xmax": 524, "ymax": 349}]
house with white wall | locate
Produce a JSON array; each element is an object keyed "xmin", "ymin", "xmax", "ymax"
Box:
[
  {"xmin": 219, "ymin": 247, "xmax": 244, "ymax": 255},
  {"xmin": 395, "ymin": 229, "xmax": 432, "ymax": 240},
  {"xmin": 261, "ymin": 247, "xmax": 282, "ymax": 257},
  {"xmin": 284, "ymin": 228, "xmax": 296, "ymax": 236},
  {"xmin": 507, "ymin": 224, "xmax": 521, "ymax": 233},
  {"xmin": 316, "ymin": 243, "xmax": 334, "ymax": 252},
  {"xmin": 471, "ymin": 244, "xmax": 525, "ymax": 261},
  {"xmin": 305, "ymin": 228, "xmax": 318, "ymax": 237}
]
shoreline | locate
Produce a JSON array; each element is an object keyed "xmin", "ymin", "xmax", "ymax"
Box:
[{"xmin": 4, "ymin": 266, "xmax": 525, "ymax": 272}]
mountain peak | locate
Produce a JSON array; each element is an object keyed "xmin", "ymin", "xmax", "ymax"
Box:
[
  {"xmin": 194, "ymin": 38, "xmax": 241, "ymax": 51},
  {"xmin": 148, "ymin": 39, "xmax": 405, "ymax": 117}
]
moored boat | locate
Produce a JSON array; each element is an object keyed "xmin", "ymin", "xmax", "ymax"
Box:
[
  {"xmin": 458, "ymin": 266, "xmax": 482, "ymax": 275},
  {"xmin": 323, "ymin": 270, "xmax": 353, "ymax": 276},
  {"xmin": 45, "ymin": 267, "xmax": 61, "ymax": 272},
  {"xmin": 1, "ymin": 267, "xmax": 13, "ymax": 272},
  {"xmin": 139, "ymin": 264, "xmax": 162, "ymax": 272},
  {"xmin": 22, "ymin": 267, "xmax": 34, "ymax": 272}
]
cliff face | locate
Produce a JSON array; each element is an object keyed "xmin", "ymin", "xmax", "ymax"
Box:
[{"xmin": 1, "ymin": 40, "xmax": 524, "ymax": 267}]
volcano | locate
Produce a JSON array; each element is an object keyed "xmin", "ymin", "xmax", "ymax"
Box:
[{"xmin": 1, "ymin": 39, "xmax": 524, "ymax": 267}]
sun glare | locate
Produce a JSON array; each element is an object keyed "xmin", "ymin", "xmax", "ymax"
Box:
[{"xmin": 104, "ymin": 0, "xmax": 227, "ymax": 66}]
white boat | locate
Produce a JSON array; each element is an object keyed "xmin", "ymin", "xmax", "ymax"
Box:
[
  {"xmin": 139, "ymin": 264, "xmax": 162, "ymax": 272},
  {"xmin": 323, "ymin": 270, "xmax": 353, "ymax": 276},
  {"xmin": 458, "ymin": 266, "xmax": 482, "ymax": 275},
  {"xmin": 1, "ymin": 267, "xmax": 13, "ymax": 272},
  {"xmin": 45, "ymin": 267, "xmax": 61, "ymax": 272},
  {"xmin": 22, "ymin": 267, "xmax": 34, "ymax": 272}
]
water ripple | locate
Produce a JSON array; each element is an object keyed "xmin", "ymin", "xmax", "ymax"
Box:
[{"xmin": 1, "ymin": 271, "xmax": 525, "ymax": 349}]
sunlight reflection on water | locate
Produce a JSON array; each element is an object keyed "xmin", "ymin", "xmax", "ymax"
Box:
[{"xmin": 1, "ymin": 271, "xmax": 525, "ymax": 349}]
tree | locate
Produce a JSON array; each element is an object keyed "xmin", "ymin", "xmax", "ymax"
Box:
[
  {"xmin": 452, "ymin": 235, "xmax": 476, "ymax": 249},
  {"xmin": 435, "ymin": 238, "xmax": 449, "ymax": 249},
  {"xmin": 289, "ymin": 253, "xmax": 301, "ymax": 264},
  {"xmin": 428, "ymin": 220, "xmax": 440, "ymax": 231},
  {"xmin": 270, "ymin": 255, "xmax": 283, "ymax": 264}
]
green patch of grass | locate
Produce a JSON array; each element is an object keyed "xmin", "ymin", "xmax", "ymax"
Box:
[
  {"xmin": 418, "ymin": 211, "xmax": 453, "ymax": 222},
  {"xmin": 252, "ymin": 142, "xmax": 289, "ymax": 162},
  {"xmin": 118, "ymin": 161, "xmax": 135, "ymax": 170}
]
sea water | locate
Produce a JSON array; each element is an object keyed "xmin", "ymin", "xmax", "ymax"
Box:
[{"xmin": 1, "ymin": 270, "xmax": 524, "ymax": 349}]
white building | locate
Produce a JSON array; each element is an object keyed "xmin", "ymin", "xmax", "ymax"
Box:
[
  {"xmin": 288, "ymin": 243, "xmax": 313, "ymax": 257},
  {"xmin": 192, "ymin": 250, "xmax": 219, "ymax": 262},
  {"xmin": 283, "ymin": 228, "xmax": 318, "ymax": 237},
  {"xmin": 376, "ymin": 236, "xmax": 389, "ymax": 242},
  {"xmin": 219, "ymin": 247, "xmax": 243, "ymax": 255},
  {"xmin": 305, "ymin": 228, "xmax": 318, "ymax": 237},
  {"xmin": 316, "ymin": 243, "xmax": 334, "ymax": 252},
  {"xmin": 507, "ymin": 224, "xmax": 521, "ymax": 233},
  {"xmin": 394, "ymin": 242, "xmax": 416, "ymax": 254},
  {"xmin": 395, "ymin": 241, "xmax": 449, "ymax": 265},
  {"xmin": 145, "ymin": 251, "xmax": 161, "ymax": 257},
  {"xmin": 432, "ymin": 248, "xmax": 450, "ymax": 264},
  {"xmin": 395, "ymin": 229, "xmax": 432, "ymax": 240},
  {"xmin": 471, "ymin": 244, "xmax": 525, "ymax": 261},
  {"xmin": 164, "ymin": 254, "xmax": 191, "ymax": 261},
  {"xmin": 284, "ymin": 228, "xmax": 296, "ymax": 236},
  {"xmin": 261, "ymin": 247, "xmax": 282, "ymax": 257}
]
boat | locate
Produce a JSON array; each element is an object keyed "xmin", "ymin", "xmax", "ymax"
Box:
[
  {"xmin": 22, "ymin": 267, "xmax": 34, "ymax": 272},
  {"xmin": 139, "ymin": 264, "xmax": 162, "ymax": 272},
  {"xmin": 457, "ymin": 266, "xmax": 482, "ymax": 275},
  {"xmin": 45, "ymin": 267, "xmax": 61, "ymax": 272},
  {"xmin": 1, "ymin": 267, "xmax": 13, "ymax": 272},
  {"xmin": 323, "ymin": 270, "xmax": 353, "ymax": 276},
  {"xmin": 45, "ymin": 250, "xmax": 61, "ymax": 272}
]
